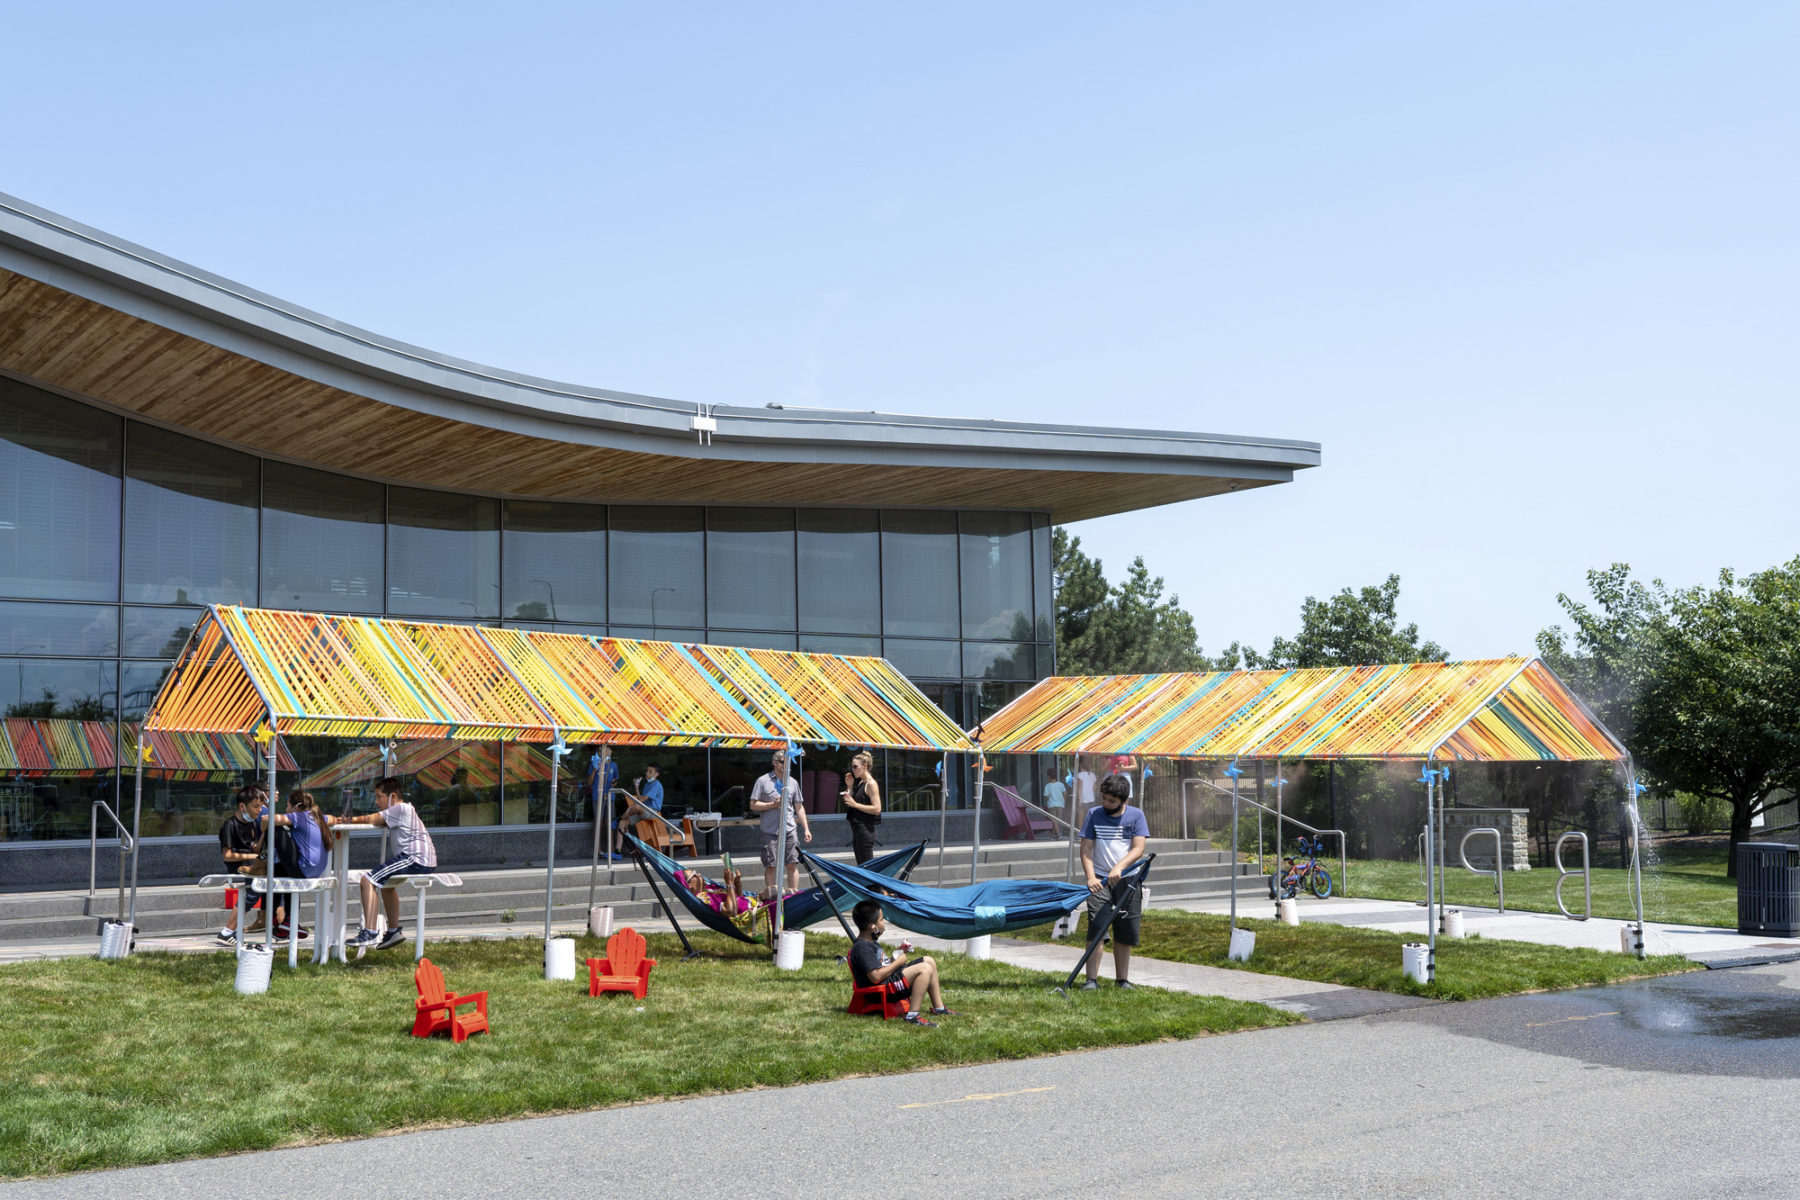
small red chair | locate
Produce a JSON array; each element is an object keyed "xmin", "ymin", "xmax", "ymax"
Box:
[
  {"xmin": 847, "ymin": 966, "xmax": 909, "ymax": 1019},
  {"xmin": 413, "ymin": 957, "xmax": 489, "ymax": 1043},
  {"xmin": 587, "ymin": 927, "xmax": 656, "ymax": 999}
]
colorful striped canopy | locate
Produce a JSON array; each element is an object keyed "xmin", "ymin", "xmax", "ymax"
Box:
[
  {"xmin": 972, "ymin": 659, "xmax": 1625, "ymax": 763},
  {"xmin": 143, "ymin": 606, "xmax": 973, "ymax": 753},
  {"xmin": 0, "ymin": 719, "xmax": 296, "ymax": 778}
]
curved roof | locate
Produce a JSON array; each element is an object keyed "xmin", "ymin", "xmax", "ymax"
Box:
[{"xmin": 0, "ymin": 192, "xmax": 1318, "ymax": 520}]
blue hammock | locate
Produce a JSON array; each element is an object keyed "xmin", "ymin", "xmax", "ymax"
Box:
[
  {"xmin": 627, "ymin": 834, "xmax": 925, "ymax": 945},
  {"xmin": 798, "ymin": 848, "xmax": 1132, "ymax": 939}
]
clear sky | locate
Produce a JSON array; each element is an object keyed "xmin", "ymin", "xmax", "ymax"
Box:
[{"xmin": 6, "ymin": 4, "xmax": 1795, "ymax": 658}]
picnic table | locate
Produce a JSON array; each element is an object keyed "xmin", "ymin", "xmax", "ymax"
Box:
[{"xmin": 199, "ymin": 825, "xmax": 464, "ymax": 969}]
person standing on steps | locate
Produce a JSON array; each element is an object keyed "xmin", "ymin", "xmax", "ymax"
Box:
[
  {"xmin": 840, "ymin": 750, "xmax": 883, "ymax": 864},
  {"xmin": 1079, "ymin": 772, "xmax": 1148, "ymax": 990}
]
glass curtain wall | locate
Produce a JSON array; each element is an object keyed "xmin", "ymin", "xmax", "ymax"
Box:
[{"xmin": 0, "ymin": 376, "xmax": 1057, "ymax": 838}]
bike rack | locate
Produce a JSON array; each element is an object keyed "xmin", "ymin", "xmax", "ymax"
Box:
[
  {"xmin": 1457, "ymin": 827, "xmax": 1505, "ymax": 914},
  {"xmin": 1554, "ymin": 831, "xmax": 1592, "ymax": 921}
]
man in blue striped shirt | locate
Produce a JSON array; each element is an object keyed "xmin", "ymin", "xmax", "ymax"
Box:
[{"xmin": 1079, "ymin": 773, "xmax": 1149, "ymax": 989}]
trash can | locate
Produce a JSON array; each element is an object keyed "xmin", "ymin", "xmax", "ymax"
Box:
[{"xmin": 1737, "ymin": 842, "xmax": 1800, "ymax": 937}]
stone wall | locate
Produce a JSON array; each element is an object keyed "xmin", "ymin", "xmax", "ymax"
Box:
[{"xmin": 1442, "ymin": 806, "xmax": 1531, "ymax": 871}]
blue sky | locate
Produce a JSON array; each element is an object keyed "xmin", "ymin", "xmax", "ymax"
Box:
[{"xmin": 6, "ymin": 4, "xmax": 1795, "ymax": 657}]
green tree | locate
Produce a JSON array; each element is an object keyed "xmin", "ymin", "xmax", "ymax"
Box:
[
  {"xmin": 1052, "ymin": 529, "xmax": 1207, "ymax": 674},
  {"xmin": 1540, "ymin": 559, "xmax": 1800, "ymax": 874},
  {"xmin": 1222, "ymin": 574, "xmax": 1447, "ymax": 669}
]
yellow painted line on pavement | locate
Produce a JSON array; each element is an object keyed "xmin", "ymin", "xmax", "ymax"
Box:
[
  {"xmin": 900, "ymin": 1086, "xmax": 1056, "ymax": 1110},
  {"xmin": 1525, "ymin": 1011, "xmax": 1620, "ymax": 1028}
]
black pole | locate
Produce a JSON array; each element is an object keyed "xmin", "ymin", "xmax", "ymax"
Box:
[
  {"xmin": 633, "ymin": 850, "xmax": 699, "ymax": 960},
  {"xmin": 799, "ymin": 852, "xmax": 859, "ymax": 961},
  {"xmin": 1057, "ymin": 855, "xmax": 1155, "ymax": 995}
]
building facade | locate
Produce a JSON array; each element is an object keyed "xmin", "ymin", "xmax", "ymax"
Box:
[{"xmin": 0, "ymin": 193, "xmax": 1318, "ymax": 874}]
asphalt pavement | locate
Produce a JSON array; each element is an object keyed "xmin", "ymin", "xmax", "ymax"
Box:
[{"xmin": 9, "ymin": 960, "xmax": 1800, "ymax": 1199}]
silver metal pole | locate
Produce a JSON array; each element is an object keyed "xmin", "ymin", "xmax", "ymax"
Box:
[
  {"xmin": 970, "ymin": 752, "xmax": 986, "ymax": 885},
  {"xmin": 938, "ymin": 752, "xmax": 949, "ymax": 885},
  {"xmin": 1180, "ymin": 763, "xmax": 1189, "ymax": 842},
  {"xmin": 588, "ymin": 746, "xmax": 610, "ymax": 909},
  {"xmin": 1227, "ymin": 762, "xmax": 1242, "ymax": 933},
  {"xmin": 1271, "ymin": 767, "xmax": 1284, "ymax": 919},
  {"xmin": 1627, "ymin": 762, "xmax": 1647, "ymax": 959},
  {"xmin": 775, "ymin": 745, "xmax": 796, "ymax": 942},
  {"xmin": 543, "ymin": 737, "xmax": 562, "ymax": 947},
  {"xmin": 1065, "ymin": 754, "xmax": 1079, "ymax": 883},
  {"xmin": 265, "ymin": 738, "xmax": 277, "ymax": 950},
  {"xmin": 1437, "ymin": 766, "xmax": 1448, "ymax": 936},
  {"xmin": 126, "ymin": 741, "xmax": 144, "ymax": 932},
  {"xmin": 1424, "ymin": 767, "xmax": 1437, "ymax": 983}
]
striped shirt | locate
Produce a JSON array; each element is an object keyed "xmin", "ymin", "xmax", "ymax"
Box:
[{"xmin": 1080, "ymin": 804, "xmax": 1148, "ymax": 874}]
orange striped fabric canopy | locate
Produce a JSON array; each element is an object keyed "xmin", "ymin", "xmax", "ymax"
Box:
[
  {"xmin": 972, "ymin": 658, "xmax": 1625, "ymax": 763},
  {"xmin": 144, "ymin": 606, "xmax": 973, "ymax": 753}
]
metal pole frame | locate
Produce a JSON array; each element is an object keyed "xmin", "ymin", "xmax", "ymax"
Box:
[
  {"xmin": 1224, "ymin": 760, "xmax": 1243, "ymax": 934},
  {"xmin": 542, "ymin": 735, "xmax": 568, "ymax": 947},
  {"xmin": 937, "ymin": 752, "xmax": 950, "ymax": 887},
  {"xmin": 1625, "ymin": 758, "xmax": 1647, "ymax": 958},
  {"xmin": 264, "ymin": 737, "xmax": 278, "ymax": 950},
  {"xmin": 126, "ymin": 740, "xmax": 145, "ymax": 937},
  {"xmin": 1269, "ymin": 766, "xmax": 1286, "ymax": 918},
  {"xmin": 970, "ymin": 751, "xmax": 986, "ymax": 885},
  {"xmin": 588, "ymin": 745, "xmax": 611, "ymax": 910},
  {"xmin": 774, "ymin": 743, "xmax": 800, "ymax": 943},
  {"xmin": 1420, "ymin": 764, "xmax": 1439, "ymax": 984}
]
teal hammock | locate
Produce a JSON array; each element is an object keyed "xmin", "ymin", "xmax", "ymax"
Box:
[{"xmin": 627, "ymin": 833, "xmax": 926, "ymax": 945}]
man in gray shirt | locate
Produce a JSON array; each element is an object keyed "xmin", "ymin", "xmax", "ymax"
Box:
[{"xmin": 748, "ymin": 749, "xmax": 812, "ymax": 897}]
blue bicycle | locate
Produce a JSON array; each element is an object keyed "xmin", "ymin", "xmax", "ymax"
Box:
[{"xmin": 1272, "ymin": 836, "xmax": 1333, "ymax": 900}]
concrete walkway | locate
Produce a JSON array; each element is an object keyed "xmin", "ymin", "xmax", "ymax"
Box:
[{"xmin": 1165, "ymin": 892, "xmax": 1800, "ymax": 967}]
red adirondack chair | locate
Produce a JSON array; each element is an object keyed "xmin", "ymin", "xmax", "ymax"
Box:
[
  {"xmin": 412, "ymin": 957, "xmax": 489, "ymax": 1043},
  {"xmin": 847, "ymin": 962, "xmax": 908, "ymax": 1019},
  {"xmin": 993, "ymin": 785, "xmax": 1056, "ymax": 841},
  {"xmin": 587, "ymin": 926, "xmax": 656, "ymax": 999}
]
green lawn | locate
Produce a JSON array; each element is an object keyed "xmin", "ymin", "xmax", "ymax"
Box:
[
  {"xmin": 1013, "ymin": 909, "xmax": 1695, "ymax": 1002},
  {"xmin": 1340, "ymin": 840, "xmax": 1737, "ymax": 928},
  {"xmin": 0, "ymin": 931, "xmax": 1292, "ymax": 1178}
]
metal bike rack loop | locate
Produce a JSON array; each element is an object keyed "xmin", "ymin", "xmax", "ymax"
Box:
[
  {"xmin": 1457, "ymin": 827, "xmax": 1505, "ymax": 914},
  {"xmin": 1554, "ymin": 831, "xmax": 1592, "ymax": 920}
]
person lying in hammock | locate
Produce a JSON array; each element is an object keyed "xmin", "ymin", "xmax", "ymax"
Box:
[{"xmin": 677, "ymin": 855, "xmax": 773, "ymax": 942}]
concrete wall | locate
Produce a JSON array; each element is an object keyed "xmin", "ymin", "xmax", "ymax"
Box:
[{"xmin": 0, "ymin": 809, "xmax": 997, "ymax": 891}]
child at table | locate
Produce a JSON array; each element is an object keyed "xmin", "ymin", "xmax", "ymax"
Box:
[{"xmin": 339, "ymin": 776, "xmax": 438, "ymax": 951}]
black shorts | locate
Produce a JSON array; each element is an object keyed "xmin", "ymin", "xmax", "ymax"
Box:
[
  {"xmin": 850, "ymin": 822, "xmax": 878, "ymax": 863},
  {"xmin": 1086, "ymin": 878, "xmax": 1143, "ymax": 946}
]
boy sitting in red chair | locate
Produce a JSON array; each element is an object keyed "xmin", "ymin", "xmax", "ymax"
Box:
[{"xmin": 848, "ymin": 899, "xmax": 955, "ymax": 1027}]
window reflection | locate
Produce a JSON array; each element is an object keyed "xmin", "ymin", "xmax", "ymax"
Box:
[
  {"xmin": 387, "ymin": 487, "xmax": 500, "ymax": 617},
  {"xmin": 0, "ymin": 602, "xmax": 118, "ymax": 657},
  {"xmin": 504, "ymin": 501, "xmax": 606, "ymax": 623},
  {"xmin": 963, "ymin": 642, "xmax": 1036, "ymax": 680},
  {"xmin": 124, "ymin": 423, "xmax": 258, "ymax": 606},
  {"xmin": 799, "ymin": 510, "xmax": 879, "ymax": 635},
  {"xmin": 881, "ymin": 511, "xmax": 958, "ymax": 637},
  {"xmin": 706, "ymin": 508, "xmax": 795, "ymax": 631},
  {"xmin": 1032, "ymin": 514, "xmax": 1054, "ymax": 642},
  {"xmin": 263, "ymin": 461, "xmax": 384, "ymax": 613},
  {"xmin": 122, "ymin": 607, "xmax": 201, "ymax": 659},
  {"xmin": 882, "ymin": 639, "xmax": 960, "ymax": 678},
  {"xmin": 1, "ymin": 658, "xmax": 116, "ymax": 720},
  {"xmin": 610, "ymin": 507, "xmax": 703, "ymax": 627},
  {"xmin": 0, "ymin": 379, "xmax": 121, "ymax": 603},
  {"xmin": 960, "ymin": 512, "xmax": 1034, "ymax": 641}
]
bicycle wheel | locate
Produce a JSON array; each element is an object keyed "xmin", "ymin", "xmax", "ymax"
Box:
[{"xmin": 1308, "ymin": 868, "xmax": 1333, "ymax": 899}]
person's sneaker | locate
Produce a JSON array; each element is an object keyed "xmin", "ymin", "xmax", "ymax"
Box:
[
  {"xmin": 1115, "ymin": 979, "xmax": 1137, "ymax": 991},
  {"xmin": 1080, "ymin": 978, "xmax": 1101, "ymax": 991},
  {"xmin": 272, "ymin": 925, "xmax": 311, "ymax": 940},
  {"xmin": 902, "ymin": 1012, "xmax": 937, "ymax": 1027},
  {"xmin": 930, "ymin": 1006, "xmax": 960, "ymax": 1016},
  {"xmin": 375, "ymin": 928, "xmax": 407, "ymax": 951},
  {"xmin": 214, "ymin": 929, "xmax": 237, "ymax": 946},
  {"xmin": 346, "ymin": 927, "xmax": 380, "ymax": 948}
]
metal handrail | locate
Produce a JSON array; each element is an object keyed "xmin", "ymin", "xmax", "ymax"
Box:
[
  {"xmin": 1458, "ymin": 827, "xmax": 1506, "ymax": 914},
  {"xmin": 88, "ymin": 800, "xmax": 136, "ymax": 920},
  {"xmin": 1554, "ymin": 831, "xmax": 1592, "ymax": 920},
  {"xmin": 1186, "ymin": 778, "xmax": 1347, "ymax": 894}
]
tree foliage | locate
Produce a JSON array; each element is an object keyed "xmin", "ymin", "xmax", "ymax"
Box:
[
  {"xmin": 1219, "ymin": 574, "xmax": 1447, "ymax": 669},
  {"xmin": 1052, "ymin": 529, "xmax": 1208, "ymax": 675},
  {"xmin": 1539, "ymin": 558, "xmax": 1800, "ymax": 873}
]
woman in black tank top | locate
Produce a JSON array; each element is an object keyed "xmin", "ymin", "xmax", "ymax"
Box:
[{"xmin": 841, "ymin": 751, "xmax": 882, "ymax": 864}]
